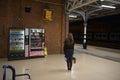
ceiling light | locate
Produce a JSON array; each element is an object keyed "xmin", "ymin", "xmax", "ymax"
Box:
[
  {"xmin": 101, "ymin": 5, "xmax": 116, "ymax": 9},
  {"xmin": 100, "ymin": 0, "xmax": 105, "ymax": 1},
  {"xmin": 69, "ymin": 15, "xmax": 77, "ymax": 18}
]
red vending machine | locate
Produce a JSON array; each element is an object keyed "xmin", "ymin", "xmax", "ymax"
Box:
[
  {"xmin": 8, "ymin": 28, "xmax": 25, "ymax": 60},
  {"xmin": 29, "ymin": 28, "xmax": 45, "ymax": 58}
]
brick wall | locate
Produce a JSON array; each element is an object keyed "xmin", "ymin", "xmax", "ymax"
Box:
[{"xmin": 0, "ymin": 0, "xmax": 66, "ymax": 57}]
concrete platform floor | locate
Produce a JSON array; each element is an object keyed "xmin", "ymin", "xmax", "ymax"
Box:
[
  {"xmin": 0, "ymin": 44, "xmax": 120, "ymax": 80},
  {"xmin": 75, "ymin": 44, "xmax": 120, "ymax": 62}
]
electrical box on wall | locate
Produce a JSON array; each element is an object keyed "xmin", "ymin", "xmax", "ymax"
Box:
[{"xmin": 25, "ymin": 7, "xmax": 32, "ymax": 13}]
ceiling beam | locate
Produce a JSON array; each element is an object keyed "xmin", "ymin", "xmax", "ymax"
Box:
[
  {"xmin": 69, "ymin": 0, "xmax": 98, "ymax": 12},
  {"xmin": 72, "ymin": 0, "xmax": 78, "ymax": 7}
]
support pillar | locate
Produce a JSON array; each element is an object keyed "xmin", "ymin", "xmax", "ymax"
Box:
[
  {"xmin": 72, "ymin": 9, "xmax": 101, "ymax": 49},
  {"xmin": 82, "ymin": 13, "xmax": 88, "ymax": 49},
  {"xmin": 65, "ymin": 14, "xmax": 69, "ymax": 37},
  {"xmin": 83, "ymin": 21, "xmax": 87, "ymax": 49}
]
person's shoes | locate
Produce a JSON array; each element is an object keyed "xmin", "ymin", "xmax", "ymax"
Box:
[{"xmin": 68, "ymin": 68, "xmax": 71, "ymax": 71}]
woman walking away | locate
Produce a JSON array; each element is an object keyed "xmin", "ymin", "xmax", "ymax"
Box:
[{"xmin": 64, "ymin": 32, "xmax": 74, "ymax": 71}]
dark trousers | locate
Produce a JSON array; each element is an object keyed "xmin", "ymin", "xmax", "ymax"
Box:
[{"xmin": 66, "ymin": 58, "xmax": 72, "ymax": 70}]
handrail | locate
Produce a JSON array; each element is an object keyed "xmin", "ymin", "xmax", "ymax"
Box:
[
  {"xmin": 3, "ymin": 65, "xmax": 16, "ymax": 80},
  {"xmin": 3, "ymin": 65, "xmax": 31, "ymax": 80},
  {"xmin": 16, "ymin": 74, "xmax": 31, "ymax": 80}
]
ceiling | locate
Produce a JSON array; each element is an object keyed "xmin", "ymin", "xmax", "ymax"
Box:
[{"xmin": 65, "ymin": 0, "xmax": 120, "ymax": 22}]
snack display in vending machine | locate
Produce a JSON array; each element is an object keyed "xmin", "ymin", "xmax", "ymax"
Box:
[{"xmin": 29, "ymin": 29, "xmax": 45, "ymax": 58}]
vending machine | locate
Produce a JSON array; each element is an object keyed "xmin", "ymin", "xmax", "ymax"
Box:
[
  {"xmin": 8, "ymin": 28, "xmax": 25, "ymax": 60},
  {"xmin": 8, "ymin": 28, "xmax": 45, "ymax": 60},
  {"xmin": 29, "ymin": 29, "xmax": 45, "ymax": 58}
]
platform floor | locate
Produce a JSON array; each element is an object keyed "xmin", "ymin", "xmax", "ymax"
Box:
[{"xmin": 0, "ymin": 44, "xmax": 120, "ymax": 80}]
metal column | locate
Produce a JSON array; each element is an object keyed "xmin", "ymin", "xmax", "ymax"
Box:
[
  {"xmin": 82, "ymin": 12, "xmax": 88, "ymax": 49},
  {"xmin": 72, "ymin": 11, "xmax": 88, "ymax": 49}
]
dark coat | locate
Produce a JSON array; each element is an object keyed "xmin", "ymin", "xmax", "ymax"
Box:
[{"xmin": 64, "ymin": 42, "xmax": 74, "ymax": 59}]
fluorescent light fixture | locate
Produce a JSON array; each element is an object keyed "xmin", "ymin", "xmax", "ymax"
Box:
[
  {"xmin": 100, "ymin": 0, "xmax": 105, "ymax": 1},
  {"xmin": 69, "ymin": 15, "xmax": 77, "ymax": 18},
  {"xmin": 101, "ymin": 5, "xmax": 116, "ymax": 9}
]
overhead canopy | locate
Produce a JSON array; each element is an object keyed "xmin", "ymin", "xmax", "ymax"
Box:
[{"xmin": 65, "ymin": 0, "xmax": 120, "ymax": 21}]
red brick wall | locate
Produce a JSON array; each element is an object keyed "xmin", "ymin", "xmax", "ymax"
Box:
[
  {"xmin": 0, "ymin": 0, "xmax": 8, "ymax": 57},
  {"xmin": 0, "ymin": 0, "xmax": 66, "ymax": 57}
]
